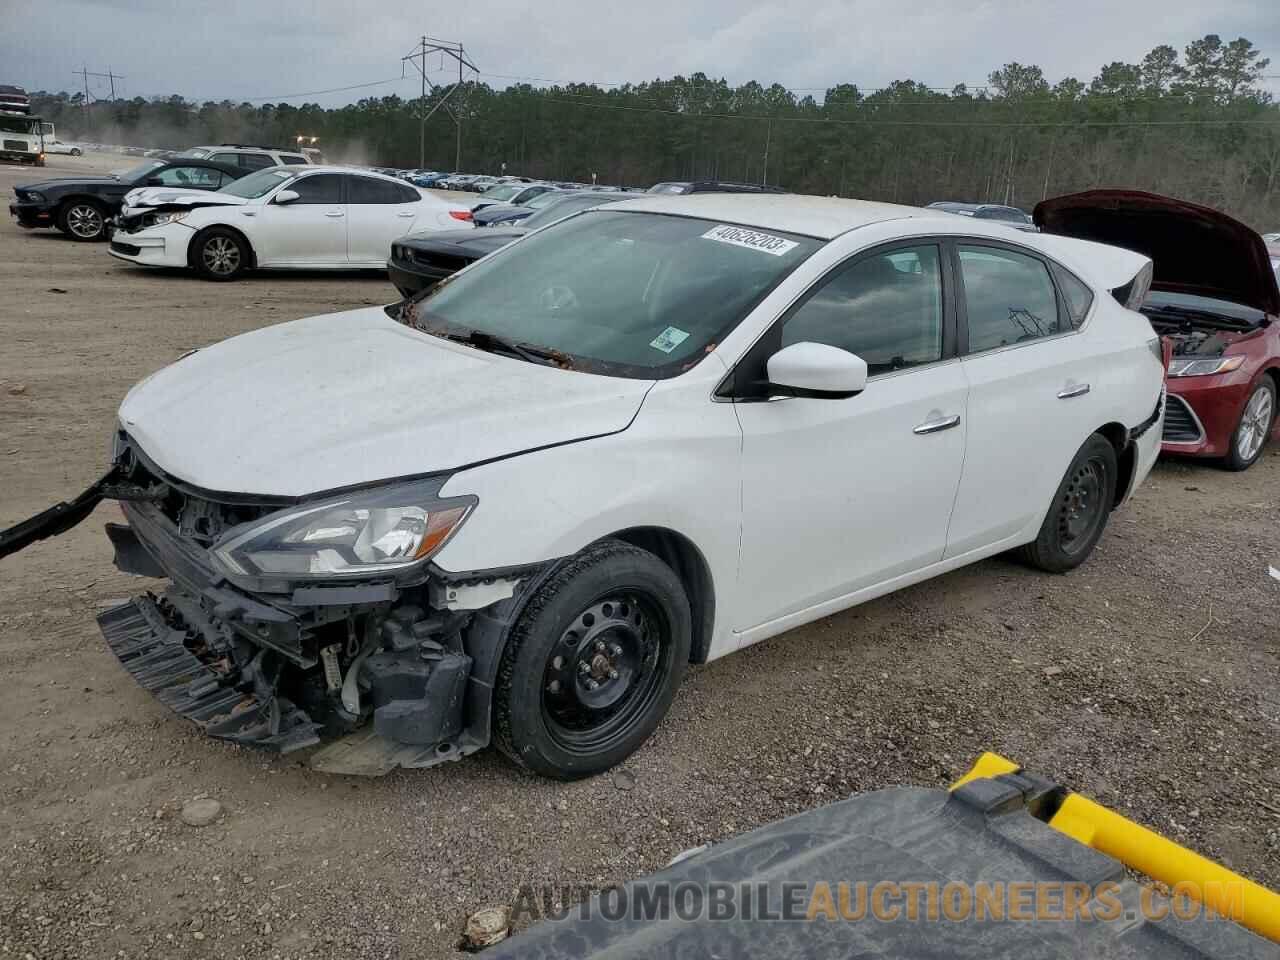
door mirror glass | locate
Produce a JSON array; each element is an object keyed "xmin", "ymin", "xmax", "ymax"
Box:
[
  {"xmin": 766, "ymin": 342, "xmax": 867, "ymax": 398},
  {"xmin": 274, "ymin": 189, "xmax": 300, "ymax": 205}
]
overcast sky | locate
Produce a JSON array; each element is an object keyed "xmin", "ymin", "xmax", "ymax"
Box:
[{"xmin": 4, "ymin": 0, "xmax": 1278, "ymax": 106}]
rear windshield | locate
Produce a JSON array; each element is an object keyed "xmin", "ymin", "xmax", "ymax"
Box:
[
  {"xmin": 402, "ymin": 210, "xmax": 821, "ymax": 378},
  {"xmin": 480, "ymin": 184, "xmax": 522, "ymax": 201}
]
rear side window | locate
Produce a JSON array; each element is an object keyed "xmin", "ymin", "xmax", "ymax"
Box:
[
  {"xmin": 209, "ymin": 152, "xmax": 239, "ymax": 165},
  {"xmin": 782, "ymin": 244, "xmax": 945, "ymax": 375},
  {"xmin": 959, "ymin": 245, "xmax": 1060, "ymax": 352},
  {"xmin": 348, "ymin": 176, "xmax": 412, "ymax": 204},
  {"xmin": 238, "ymin": 153, "xmax": 274, "ymax": 171},
  {"xmin": 280, "ymin": 154, "xmax": 308, "ymax": 165},
  {"xmin": 1052, "ymin": 263, "xmax": 1094, "ymax": 329},
  {"xmin": 288, "ymin": 174, "xmax": 343, "ymax": 204}
]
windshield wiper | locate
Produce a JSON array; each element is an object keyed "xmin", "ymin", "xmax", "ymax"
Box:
[{"xmin": 454, "ymin": 330, "xmax": 571, "ymax": 368}]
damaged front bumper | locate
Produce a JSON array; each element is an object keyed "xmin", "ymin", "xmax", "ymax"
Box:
[
  {"xmin": 98, "ymin": 495, "xmax": 538, "ymax": 774},
  {"xmin": 1, "ymin": 453, "xmax": 544, "ymax": 776}
]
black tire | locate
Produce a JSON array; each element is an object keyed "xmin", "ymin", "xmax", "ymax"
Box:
[
  {"xmin": 1017, "ymin": 433, "xmax": 1118, "ymax": 573},
  {"xmin": 58, "ymin": 199, "xmax": 108, "ymax": 241},
  {"xmin": 191, "ymin": 227, "xmax": 250, "ymax": 281},
  {"xmin": 494, "ymin": 539, "xmax": 691, "ymax": 780},
  {"xmin": 69, "ymin": 148, "xmax": 82, "ymax": 157},
  {"xmin": 1223, "ymin": 379, "xmax": 1275, "ymax": 472}
]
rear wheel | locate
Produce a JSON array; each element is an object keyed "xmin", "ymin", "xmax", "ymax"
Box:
[
  {"xmin": 1017, "ymin": 433, "xmax": 1117, "ymax": 573},
  {"xmin": 1224, "ymin": 379, "xmax": 1275, "ymax": 471},
  {"xmin": 59, "ymin": 200, "xmax": 108, "ymax": 241},
  {"xmin": 191, "ymin": 227, "xmax": 249, "ymax": 281},
  {"xmin": 69, "ymin": 148, "xmax": 82, "ymax": 157},
  {"xmin": 494, "ymin": 540, "xmax": 691, "ymax": 780}
]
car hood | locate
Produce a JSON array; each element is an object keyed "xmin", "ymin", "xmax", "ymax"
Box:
[
  {"xmin": 117, "ymin": 307, "xmax": 653, "ymax": 498},
  {"xmin": 17, "ymin": 175, "xmax": 124, "ymax": 192},
  {"xmin": 1034, "ymin": 190, "xmax": 1280, "ymax": 315},
  {"xmin": 122, "ymin": 188, "xmax": 248, "ymax": 210},
  {"xmin": 400, "ymin": 227, "xmax": 526, "ymax": 257}
]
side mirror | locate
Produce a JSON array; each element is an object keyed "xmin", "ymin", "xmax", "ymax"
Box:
[
  {"xmin": 274, "ymin": 189, "xmax": 300, "ymax": 205},
  {"xmin": 765, "ymin": 342, "xmax": 867, "ymax": 399}
]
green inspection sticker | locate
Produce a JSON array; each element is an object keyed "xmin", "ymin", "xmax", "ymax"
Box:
[{"xmin": 649, "ymin": 326, "xmax": 691, "ymax": 353}]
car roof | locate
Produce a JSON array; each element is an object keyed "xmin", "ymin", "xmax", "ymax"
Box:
[
  {"xmin": 268, "ymin": 165, "xmax": 410, "ymax": 184},
  {"xmin": 605, "ymin": 193, "xmax": 929, "ymax": 239}
]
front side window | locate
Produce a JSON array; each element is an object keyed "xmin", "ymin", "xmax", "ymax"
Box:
[
  {"xmin": 238, "ymin": 153, "xmax": 274, "ymax": 171},
  {"xmin": 287, "ymin": 174, "xmax": 343, "ymax": 204},
  {"xmin": 958, "ymin": 245, "xmax": 1060, "ymax": 352},
  {"xmin": 348, "ymin": 176, "xmax": 410, "ymax": 204},
  {"xmin": 402, "ymin": 211, "xmax": 820, "ymax": 378},
  {"xmin": 781, "ymin": 245, "xmax": 944, "ymax": 375}
]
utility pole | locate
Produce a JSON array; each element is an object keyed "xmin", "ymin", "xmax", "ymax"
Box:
[
  {"xmin": 401, "ymin": 35, "xmax": 478, "ymax": 170},
  {"xmin": 79, "ymin": 67, "xmax": 91, "ymax": 125},
  {"xmin": 73, "ymin": 67, "xmax": 126, "ymax": 128}
]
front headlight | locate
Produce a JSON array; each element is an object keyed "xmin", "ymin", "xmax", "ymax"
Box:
[
  {"xmin": 211, "ymin": 479, "xmax": 475, "ymax": 579},
  {"xmin": 1166, "ymin": 355, "xmax": 1245, "ymax": 378},
  {"xmin": 146, "ymin": 210, "xmax": 189, "ymax": 227},
  {"xmin": 22, "ymin": 190, "xmax": 46, "ymax": 203}
]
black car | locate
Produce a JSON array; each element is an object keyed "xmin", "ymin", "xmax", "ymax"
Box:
[
  {"xmin": 388, "ymin": 192, "xmax": 631, "ymax": 297},
  {"xmin": 647, "ymin": 179, "xmax": 788, "ymax": 195},
  {"xmin": 9, "ymin": 158, "xmax": 244, "ymax": 241}
]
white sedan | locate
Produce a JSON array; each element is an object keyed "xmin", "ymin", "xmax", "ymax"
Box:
[
  {"xmin": 108, "ymin": 166, "xmax": 474, "ymax": 280},
  {"xmin": 7, "ymin": 194, "xmax": 1165, "ymax": 779}
]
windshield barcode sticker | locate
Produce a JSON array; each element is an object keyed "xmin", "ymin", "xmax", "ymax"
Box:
[
  {"xmin": 650, "ymin": 326, "xmax": 691, "ymax": 353},
  {"xmin": 701, "ymin": 224, "xmax": 798, "ymax": 256}
]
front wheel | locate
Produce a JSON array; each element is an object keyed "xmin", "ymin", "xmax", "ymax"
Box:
[
  {"xmin": 191, "ymin": 227, "xmax": 250, "ymax": 281},
  {"xmin": 59, "ymin": 200, "xmax": 108, "ymax": 241},
  {"xmin": 1224, "ymin": 379, "xmax": 1275, "ymax": 471},
  {"xmin": 1017, "ymin": 433, "xmax": 1117, "ymax": 573},
  {"xmin": 69, "ymin": 148, "xmax": 82, "ymax": 157},
  {"xmin": 494, "ymin": 540, "xmax": 691, "ymax": 780}
]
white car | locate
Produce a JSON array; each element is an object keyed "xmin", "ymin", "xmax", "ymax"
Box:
[
  {"xmin": 108, "ymin": 166, "xmax": 475, "ymax": 279},
  {"xmin": 42, "ymin": 139, "xmax": 83, "ymax": 157},
  {"xmin": 4, "ymin": 195, "xmax": 1164, "ymax": 780}
]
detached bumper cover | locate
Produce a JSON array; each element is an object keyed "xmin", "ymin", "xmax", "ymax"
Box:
[{"xmin": 98, "ymin": 593, "xmax": 321, "ymax": 752}]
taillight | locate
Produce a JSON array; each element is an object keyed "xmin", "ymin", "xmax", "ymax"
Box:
[{"xmin": 449, "ymin": 210, "xmax": 473, "ymax": 222}]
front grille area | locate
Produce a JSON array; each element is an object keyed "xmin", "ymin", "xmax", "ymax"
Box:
[
  {"xmin": 410, "ymin": 250, "xmax": 471, "ymax": 272},
  {"xmin": 3, "ymin": 139, "xmax": 30, "ymax": 151},
  {"xmin": 110, "ymin": 240, "xmax": 141, "ymax": 256},
  {"xmin": 1162, "ymin": 394, "xmax": 1203, "ymax": 444}
]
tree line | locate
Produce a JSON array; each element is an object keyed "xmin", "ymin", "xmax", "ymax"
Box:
[{"xmin": 29, "ymin": 34, "xmax": 1280, "ymax": 228}]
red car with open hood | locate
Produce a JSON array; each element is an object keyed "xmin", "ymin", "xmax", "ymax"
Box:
[{"xmin": 1036, "ymin": 191, "xmax": 1280, "ymax": 470}]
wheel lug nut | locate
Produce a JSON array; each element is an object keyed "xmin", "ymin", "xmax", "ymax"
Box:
[
  {"xmin": 609, "ymin": 643, "xmax": 623, "ymax": 657},
  {"xmin": 608, "ymin": 669, "xmax": 619, "ymax": 680},
  {"xmin": 578, "ymin": 662, "xmax": 590, "ymax": 674},
  {"xmin": 547, "ymin": 680, "xmax": 560, "ymax": 694},
  {"xmin": 594, "ymin": 640, "xmax": 606, "ymax": 653},
  {"xmin": 585, "ymin": 679, "xmax": 598, "ymax": 691}
]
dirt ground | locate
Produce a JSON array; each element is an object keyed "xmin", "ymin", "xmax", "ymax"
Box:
[{"xmin": 1, "ymin": 152, "xmax": 1277, "ymax": 960}]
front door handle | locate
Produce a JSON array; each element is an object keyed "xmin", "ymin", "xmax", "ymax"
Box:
[
  {"xmin": 325, "ymin": 210, "xmax": 344, "ymax": 218},
  {"xmin": 1058, "ymin": 383, "xmax": 1091, "ymax": 399},
  {"xmin": 914, "ymin": 414, "xmax": 961, "ymax": 435},
  {"xmin": 396, "ymin": 211, "xmax": 415, "ymax": 218}
]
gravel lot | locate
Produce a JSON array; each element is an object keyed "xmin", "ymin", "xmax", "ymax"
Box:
[{"xmin": 1, "ymin": 153, "xmax": 1278, "ymax": 960}]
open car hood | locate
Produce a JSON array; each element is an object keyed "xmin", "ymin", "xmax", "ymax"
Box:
[
  {"xmin": 117, "ymin": 307, "xmax": 653, "ymax": 498},
  {"xmin": 1034, "ymin": 190, "xmax": 1280, "ymax": 315}
]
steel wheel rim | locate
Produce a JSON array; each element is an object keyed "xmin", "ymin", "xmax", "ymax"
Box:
[
  {"xmin": 1237, "ymin": 389, "xmax": 1272, "ymax": 461},
  {"xmin": 1058, "ymin": 457, "xmax": 1107, "ymax": 556},
  {"xmin": 67, "ymin": 204, "xmax": 102, "ymax": 238},
  {"xmin": 541, "ymin": 593, "xmax": 670, "ymax": 755},
  {"xmin": 202, "ymin": 236, "xmax": 240, "ymax": 275}
]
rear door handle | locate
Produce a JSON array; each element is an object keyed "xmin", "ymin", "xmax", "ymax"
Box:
[
  {"xmin": 914, "ymin": 414, "xmax": 961, "ymax": 435},
  {"xmin": 1057, "ymin": 383, "xmax": 1090, "ymax": 399},
  {"xmin": 396, "ymin": 211, "xmax": 415, "ymax": 218}
]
